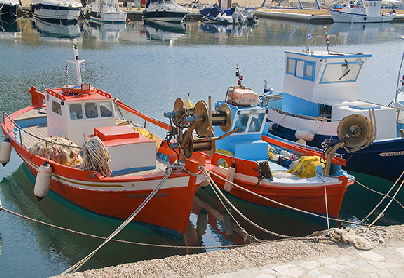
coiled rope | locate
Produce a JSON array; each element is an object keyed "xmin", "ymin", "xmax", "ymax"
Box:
[
  {"xmin": 61, "ymin": 165, "xmax": 175, "ymax": 275},
  {"xmin": 80, "ymin": 136, "xmax": 111, "ymax": 177}
]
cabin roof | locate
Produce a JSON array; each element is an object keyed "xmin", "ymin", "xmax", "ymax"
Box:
[
  {"xmin": 284, "ymin": 50, "xmax": 372, "ymax": 60},
  {"xmin": 46, "ymin": 87, "xmax": 113, "ymax": 102}
]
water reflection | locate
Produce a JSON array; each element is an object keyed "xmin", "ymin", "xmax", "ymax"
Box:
[
  {"xmin": 0, "ymin": 15, "xmax": 20, "ymax": 40},
  {"xmin": 143, "ymin": 20, "xmax": 186, "ymax": 41},
  {"xmin": 329, "ymin": 23, "xmax": 397, "ymax": 44},
  {"xmin": 1, "ymin": 159, "xmax": 331, "ymax": 275},
  {"xmin": 199, "ymin": 22, "xmax": 257, "ymax": 37},
  {"xmin": 87, "ymin": 21, "xmax": 127, "ymax": 41},
  {"xmin": 31, "ymin": 17, "xmax": 81, "ymax": 39},
  {"xmin": 0, "ymin": 15, "xmax": 18, "ymax": 33},
  {"xmin": 1, "ymin": 164, "xmax": 191, "ymax": 273},
  {"xmin": 2, "ymin": 18, "xmax": 404, "ymax": 45}
]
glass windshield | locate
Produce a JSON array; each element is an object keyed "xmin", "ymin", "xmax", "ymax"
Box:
[
  {"xmin": 321, "ymin": 61, "xmax": 363, "ymax": 83},
  {"xmin": 233, "ymin": 110, "xmax": 265, "ymax": 133}
]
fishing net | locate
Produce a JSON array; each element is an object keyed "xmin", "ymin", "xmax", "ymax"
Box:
[{"xmin": 30, "ymin": 136, "xmax": 82, "ymax": 166}]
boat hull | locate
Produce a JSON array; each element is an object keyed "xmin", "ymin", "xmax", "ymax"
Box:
[
  {"xmin": 266, "ymin": 114, "xmax": 404, "ymax": 181},
  {"xmin": 90, "ymin": 11, "xmax": 127, "ymax": 23},
  {"xmin": 143, "ymin": 11, "xmax": 188, "ymax": 23},
  {"xmin": 31, "ymin": 4, "xmax": 81, "ymax": 22},
  {"xmin": 0, "ymin": 4, "xmax": 18, "ymax": 16},
  {"xmin": 330, "ymin": 9, "xmax": 395, "ymax": 23},
  {"xmin": 209, "ymin": 154, "xmax": 351, "ymax": 218},
  {"xmin": 2, "ymin": 106, "xmax": 201, "ymax": 234}
]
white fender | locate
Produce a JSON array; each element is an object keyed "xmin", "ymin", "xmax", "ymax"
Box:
[
  {"xmin": 224, "ymin": 167, "xmax": 236, "ymax": 192},
  {"xmin": 295, "ymin": 130, "xmax": 315, "ymax": 141},
  {"xmin": 0, "ymin": 138, "xmax": 12, "ymax": 166},
  {"xmin": 34, "ymin": 162, "xmax": 52, "ymax": 201}
]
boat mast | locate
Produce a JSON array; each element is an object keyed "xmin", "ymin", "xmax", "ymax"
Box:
[
  {"xmin": 395, "ymin": 51, "xmax": 404, "ymax": 102},
  {"xmin": 66, "ymin": 44, "xmax": 85, "ymax": 87}
]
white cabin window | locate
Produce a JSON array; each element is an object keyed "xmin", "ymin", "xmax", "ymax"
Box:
[
  {"xmin": 304, "ymin": 63, "xmax": 314, "ymax": 79},
  {"xmin": 286, "ymin": 58, "xmax": 315, "ymax": 81},
  {"xmin": 320, "ymin": 61, "xmax": 363, "ymax": 83},
  {"xmin": 286, "ymin": 58, "xmax": 296, "ymax": 74},
  {"xmin": 52, "ymin": 101, "xmax": 62, "ymax": 116},
  {"xmin": 100, "ymin": 102, "xmax": 113, "ymax": 117},
  {"xmin": 69, "ymin": 103, "xmax": 83, "ymax": 120},
  {"xmin": 85, "ymin": 103, "xmax": 99, "ymax": 118},
  {"xmin": 295, "ymin": 60, "xmax": 304, "ymax": 78}
]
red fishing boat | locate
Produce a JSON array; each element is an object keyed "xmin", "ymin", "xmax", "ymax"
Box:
[{"xmin": 0, "ymin": 46, "xmax": 210, "ymax": 235}]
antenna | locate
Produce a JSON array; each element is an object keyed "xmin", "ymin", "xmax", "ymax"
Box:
[
  {"xmin": 324, "ymin": 26, "xmax": 330, "ymax": 54},
  {"xmin": 235, "ymin": 64, "xmax": 243, "ymax": 88},
  {"xmin": 66, "ymin": 44, "xmax": 85, "ymax": 87}
]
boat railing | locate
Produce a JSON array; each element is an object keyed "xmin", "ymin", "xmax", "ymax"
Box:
[
  {"xmin": 114, "ymin": 99, "xmax": 172, "ymax": 131},
  {"xmin": 2, "ymin": 111, "xmax": 81, "ymax": 153},
  {"xmin": 267, "ymin": 104, "xmax": 331, "ymax": 122}
]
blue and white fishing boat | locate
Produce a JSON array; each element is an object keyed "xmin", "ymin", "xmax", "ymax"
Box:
[
  {"xmin": 261, "ymin": 36, "xmax": 404, "ymax": 181},
  {"xmin": 166, "ymin": 69, "xmax": 377, "ymax": 219},
  {"xmin": 30, "ymin": 0, "xmax": 82, "ymax": 23},
  {"xmin": 329, "ymin": 0, "xmax": 396, "ymax": 23}
]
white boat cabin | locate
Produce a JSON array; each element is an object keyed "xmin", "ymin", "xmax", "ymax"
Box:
[
  {"xmin": 46, "ymin": 84, "xmax": 117, "ymax": 147},
  {"xmin": 44, "ymin": 84, "xmax": 156, "ymax": 174},
  {"xmin": 280, "ymin": 50, "xmax": 397, "ymax": 140}
]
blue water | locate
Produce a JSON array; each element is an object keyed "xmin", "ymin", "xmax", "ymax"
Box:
[{"xmin": 0, "ymin": 17, "xmax": 404, "ymax": 277}]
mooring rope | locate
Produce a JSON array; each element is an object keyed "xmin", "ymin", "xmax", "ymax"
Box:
[
  {"xmin": 201, "ymin": 168, "xmax": 289, "ymax": 239},
  {"xmin": 355, "ymin": 179, "xmax": 404, "ymax": 209},
  {"xmin": 207, "ymin": 168, "xmax": 348, "ymax": 223},
  {"xmin": 201, "ymin": 167, "xmax": 386, "ymax": 249},
  {"xmin": 61, "ymin": 166, "xmax": 175, "ymax": 275},
  {"xmin": 360, "ymin": 170, "xmax": 404, "ymax": 225},
  {"xmin": 0, "ymin": 201, "xmax": 245, "ymax": 249}
]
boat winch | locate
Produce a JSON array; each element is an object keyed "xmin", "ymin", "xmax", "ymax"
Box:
[
  {"xmin": 164, "ymin": 96, "xmax": 233, "ymax": 159},
  {"xmin": 323, "ymin": 113, "xmax": 375, "ymax": 175}
]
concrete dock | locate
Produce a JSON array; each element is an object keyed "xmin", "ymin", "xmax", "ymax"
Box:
[{"xmin": 54, "ymin": 224, "xmax": 404, "ymax": 277}]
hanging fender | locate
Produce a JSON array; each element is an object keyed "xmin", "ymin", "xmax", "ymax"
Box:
[
  {"xmin": 34, "ymin": 162, "xmax": 52, "ymax": 201},
  {"xmin": 0, "ymin": 138, "xmax": 12, "ymax": 166}
]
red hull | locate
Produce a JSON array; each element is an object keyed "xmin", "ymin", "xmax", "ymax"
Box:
[
  {"xmin": 209, "ymin": 152, "xmax": 352, "ymax": 218},
  {"xmin": 211, "ymin": 173, "xmax": 348, "ymax": 218},
  {"xmin": 2, "ymin": 109, "xmax": 200, "ymax": 234}
]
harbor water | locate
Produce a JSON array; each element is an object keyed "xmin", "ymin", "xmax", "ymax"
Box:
[{"xmin": 0, "ymin": 17, "xmax": 404, "ymax": 277}]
